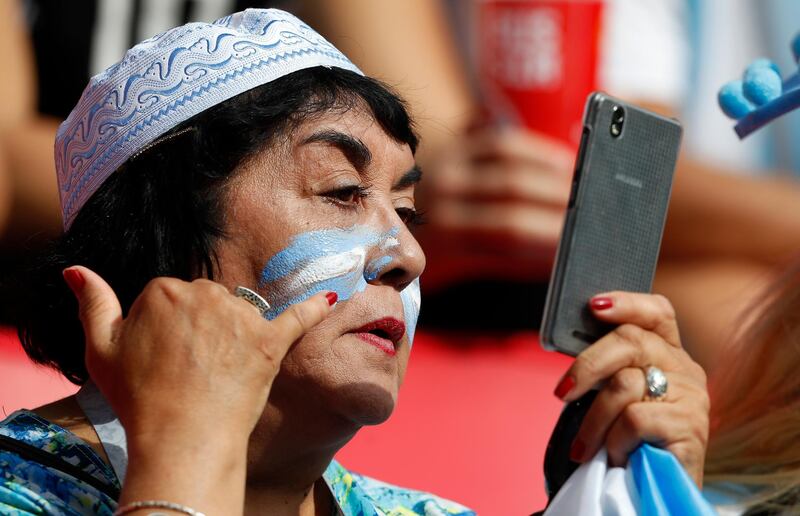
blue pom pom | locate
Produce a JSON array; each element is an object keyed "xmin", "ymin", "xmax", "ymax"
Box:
[
  {"xmin": 718, "ymin": 80, "xmax": 755, "ymax": 119},
  {"xmin": 748, "ymin": 58, "xmax": 781, "ymax": 76},
  {"xmin": 743, "ymin": 63, "xmax": 782, "ymax": 106}
]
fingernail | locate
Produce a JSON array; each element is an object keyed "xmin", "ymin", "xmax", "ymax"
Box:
[
  {"xmin": 325, "ymin": 292, "xmax": 338, "ymax": 306},
  {"xmin": 554, "ymin": 374, "xmax": 575, "ymax": 400},
  {"xmin": 570, "ymin": 439, "xmax": 585, "ymax": 462},
  {"xmin": 63, "ymin": 268, "xmax": 85, "ymax": 295},
  {"xmin": 590, "ymin": 296, "xmax": 613, "ymax": 310}
]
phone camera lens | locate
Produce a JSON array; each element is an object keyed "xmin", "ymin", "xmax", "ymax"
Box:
[{"xmin": 610, "ymin": 105, "xmax": 625, "ymax": 138}]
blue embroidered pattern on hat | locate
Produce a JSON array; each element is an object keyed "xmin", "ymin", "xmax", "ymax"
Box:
[{"xmin": 55, "ymin": 8, "xmax": 363, "ymax": 229}]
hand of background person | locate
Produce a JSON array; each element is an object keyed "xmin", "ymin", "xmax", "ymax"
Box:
[
  {"xmin": 555, "ymin": 291, "xmax": 710, "ymax": 487},
  {"xmin": 62, "ymin": 265, "xmax": 335, "ymax": 513},
  {"xmin": 418, "ymin": 126, "xmax": 574, "ymax": 292}
]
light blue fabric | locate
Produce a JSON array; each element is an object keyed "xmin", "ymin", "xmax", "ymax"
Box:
[
  {"xmin": 703, "ymin": 481, "xmax": 758, "ymax": 509},
  {"xmin": 684, "ymin": 0, "xmax": 702, "ymax": 107},
  {"xmin": 629, "ymin": 444, "xmax": 716, "ymax": 516},
  {"xmin": 759, "ymin": 1, "xmax": 800, "ymax": 174}
]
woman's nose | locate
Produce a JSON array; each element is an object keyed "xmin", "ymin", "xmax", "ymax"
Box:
[{"xmin": 365, "ymin": 224, "xmax": 426, "ymax": 290}]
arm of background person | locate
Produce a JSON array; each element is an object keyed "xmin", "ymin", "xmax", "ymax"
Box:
[
  {"xmin": 0, "ymin": 0, "xmax": 62, "ymax": 243},
  {"xmin": 661, "ymin": 140, "xmax": 800, "ymax": 371},
  {"xmin": 664, "ymin": 156, "xmax": 800, "ymax": 264},
  {"xmin": 0, "ymin": 0, "xmax": 36, "ymax": 235},
  {"xmin": 0, "ymin": 0, "xmax": 35, "ymax": 128},
  {"xmin": 636, "ymin": 101, "xmax": 795, "ymax": 372}
]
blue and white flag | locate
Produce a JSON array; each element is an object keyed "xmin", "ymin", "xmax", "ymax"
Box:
[{"xmin": 545, "ymin": 444, "xmax": 716, "ymax": 515}]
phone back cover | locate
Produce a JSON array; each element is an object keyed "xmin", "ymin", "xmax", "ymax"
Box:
[{"xmin": 541, "ymin": 93, "xmax": 682, "ymax": 355}]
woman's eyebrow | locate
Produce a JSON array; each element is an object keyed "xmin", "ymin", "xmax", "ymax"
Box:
[
  {"xmin": 301, "ymin": 130, "xmax": 372, "ymax": 171},
  {"xmin": 392, "ymin": 165, "xmax": 422, "ymax": 191}
]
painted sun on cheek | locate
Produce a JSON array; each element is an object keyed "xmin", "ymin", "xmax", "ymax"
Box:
[{"xmin": 258, "ymin": 225, "xmax": 400, "ymax": 319}]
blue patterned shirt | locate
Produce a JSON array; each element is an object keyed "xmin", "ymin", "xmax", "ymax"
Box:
[{"xmin": 0, "ymin": 410, "xmax": 474, "ymax": 515}]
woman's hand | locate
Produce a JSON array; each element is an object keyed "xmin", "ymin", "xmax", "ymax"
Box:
[
  {"xmin": 63, "ymin": 265, "xmax": 335, "ymax": 513},
  {"xmin": 67, "ymin": 266, "xmax": 334, "ymax": 441},
  {"xmin": 554, "ymin": 291, "xmax": 710, "ymax": 486}
]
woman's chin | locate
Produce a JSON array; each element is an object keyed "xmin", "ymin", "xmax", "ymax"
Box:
[
  {"xmin": 273, "ymin": 330, "xmax": 407, "ymax": 427},
  {"xmin": 334, "ymin": 378, "xmax": 399, "ymax": 426}
]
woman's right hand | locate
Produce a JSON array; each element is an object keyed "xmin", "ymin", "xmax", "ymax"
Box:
[
  {"xmin": 65, "ymin": 265, "xmax": 335, "ymax": 442},
  {"xmin": 63, "ymin": 265, "xmax": 335, "ymax": 513}
]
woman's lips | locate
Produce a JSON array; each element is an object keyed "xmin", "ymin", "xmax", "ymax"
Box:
[
  {"xmin": 351, "ymin": 317, "xmax": 406, "ymax": 356},
  {"xmin": 354, "ymin": 332, "xmax": 397, "ymax": 356}
]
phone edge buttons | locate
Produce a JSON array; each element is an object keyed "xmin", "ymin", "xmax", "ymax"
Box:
[{"xmin": 568, "ymin": 125, "xmax": 592, "ymax": 208}]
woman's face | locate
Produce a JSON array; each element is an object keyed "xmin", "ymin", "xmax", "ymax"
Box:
[{"xmin": 215, "ymin": 105, "xmax": 425, "ymax": 429}]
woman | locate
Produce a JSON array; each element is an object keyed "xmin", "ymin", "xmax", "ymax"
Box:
[{"xmin": 0, "ymin": 9, "xmax": 709, "ymax": 515}]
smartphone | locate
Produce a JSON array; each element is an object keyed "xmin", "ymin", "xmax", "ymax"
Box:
[{"xmin": 540, "ymin": 92, "xmax": 682, "ymax": 356}]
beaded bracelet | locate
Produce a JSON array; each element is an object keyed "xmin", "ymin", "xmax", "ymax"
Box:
[{"xmin": 113, "ymin": 500, "xmax": 206, "ymax": 516}]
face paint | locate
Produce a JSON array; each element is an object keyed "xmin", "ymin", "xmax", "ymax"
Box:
[
  {"xmin": 400, "ymin": 278, "xmax": 421, "ymax": 346},
  {"xmin": 364, "ymin": 255, "xmax": 393, "ymax": 281},
  {"xmin": 259, "ymin": 225, "xmax": 400, "ymax": 319}
]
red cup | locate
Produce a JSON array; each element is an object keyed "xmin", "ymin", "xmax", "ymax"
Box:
[{"xmin": 475, "ymin": 0, "xmax": 604, "ymax": 148}]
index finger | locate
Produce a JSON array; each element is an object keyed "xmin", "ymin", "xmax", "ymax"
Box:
[{"xmin": 588, "ymin": 291, "xmax": 681, "ymax": 347}]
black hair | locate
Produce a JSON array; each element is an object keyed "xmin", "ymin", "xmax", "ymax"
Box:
[{"xmin": 10, "ymin": 67, "xmax": 418, "ymax": 384}]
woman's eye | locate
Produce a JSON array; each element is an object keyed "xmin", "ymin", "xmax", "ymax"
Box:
[
  {"xmin": 396, "ymin": 207, "xmax": 426, "ymax": 228},
  {"xmin": 322, "ymin": 185, "xmax": 370, "ymax": 206}
]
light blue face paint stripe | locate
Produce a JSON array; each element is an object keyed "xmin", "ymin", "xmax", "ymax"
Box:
[
  {"xmin": 365, "ymin": 255, "xmax": 393, "ymax": 281},
  {"xmin": 259, "ymin": 225, "xmax": 403, "ymax": 320}
]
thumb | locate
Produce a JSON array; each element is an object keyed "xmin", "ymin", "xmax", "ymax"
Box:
[{"xmin": 63, "ymin": 266, "xmax": 123, "ymax": 356}]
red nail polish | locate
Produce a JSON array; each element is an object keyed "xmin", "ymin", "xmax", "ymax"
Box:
[
  {"xmin": 63, "ymin": 268, "xmax": 85, "ymax": 294},
  {"xmin": 590, "ymin": 297, "xmax": 613, "ymax": 310},
  {"xmin": 325, "ymin": 292, "xmax": 338, "ymax": 306},
  {"xmin": 554, "ymin": 374, "xmax": 576, "ymax": 400},
  {"xmin": 570, "ymin": 439, "xmax": 586, "ymax": 462}
]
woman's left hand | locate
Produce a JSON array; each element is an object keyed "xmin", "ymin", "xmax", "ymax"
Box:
[{"xmin": 554, "ymin": 291, "xmax": 710, "ymax": 487}]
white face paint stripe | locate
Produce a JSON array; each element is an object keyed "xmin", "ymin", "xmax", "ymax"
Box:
[
  {"xmin": 381, "ymin": 237, "xmax": 400, "ymax": 250},
  {"xmin": 400, "ymin": 278, "xmax": 422, "ymax": 347},
  {"xmin": 283, "ymin": 248, "xmax": 367, "ymax": 294}
]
